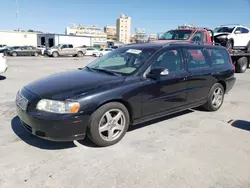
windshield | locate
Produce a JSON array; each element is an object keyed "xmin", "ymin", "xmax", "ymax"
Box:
[
  {"xmin": 86, "ymin": 46, "xmax": 158, "ymax": 75},
  {"xmin": 214, "ymin": 27, "xmax": 235, "ymax": 33},
  {"xmin": 159, "ymin": 30, "xmax": 193, "ymax": 40}
]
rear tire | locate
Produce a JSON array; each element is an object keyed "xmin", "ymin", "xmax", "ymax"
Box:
[
  {"xmin": 77, "ymin": 51, "xmax": 83, "ymax": 57},
  {"xmin": 52, "ymin": 51, "xmax": 59, "ymax": 58},
  {"xmin": 34, "ymin": 52, "xmax": 38, "ymax": 57},
  {"xmin": 202, "ymin": 83, "xmax": 225, "ymax": 111},
  {"xmin": 87, "ymin": 102, "xmax": 130, "ymax": 147},
  {"xmin": 236, "ymin": 57, "xmax": 248, "ymax": 73}
]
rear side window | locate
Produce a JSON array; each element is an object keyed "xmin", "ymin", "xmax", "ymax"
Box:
[
  {"xmin": 207, "ymin": 48, "xmax": 231, "ymax": 66},
  {"xmin": 68, "ymin": 45, "xmax": 73, "ymax": 48},
  {"xmin": 183, "ymin": 48, "xmax": 208, "ymax": 69}
]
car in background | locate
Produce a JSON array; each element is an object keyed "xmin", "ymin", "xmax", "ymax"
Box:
[
  {"xmin": 85, "ymin": 47, "xmax": 99, "ymax": 56},
  {"xmin": 93, "ymin": 48, "xmax": 113, "ymax": 57},
  {"xmin": 0, "ymin": 45, "xmax": 7, "ymax": 51},
  {"xmin": 0, "ymin": 53, "xmax": 7, "ymax": 74},
  {"xmin": 44, "ymin": 44, "xmax": 86, "ymax": 57},
  {"xmin": 5, "ymin": 46, "xmax": 42, "ymax": 57},
  {"xmin": 16, "ymin": 42, "xmax": 235, "ymax": 147},
  {"xmin": 213, "ymin": 24, "xmax": 250, "ymax": 52},
  {"xmin": 37, "ymin": 45, "xmax": 47, "ymax": 55}
]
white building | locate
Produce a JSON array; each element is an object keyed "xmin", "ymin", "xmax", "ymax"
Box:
[
  {"xmin": 37, "ymin": 33, "xmax": 92, "ymax": 47},
  {"xmin": 0, "ymin": 30, "xmax": 38, "ymax": 46},
  {"xmin": 65, "ymin": 24, "xmax": 107, "ymax": 45},
  {"xmin": 116, "ymin": 13, "xmax": 131, "ymax": 44}
]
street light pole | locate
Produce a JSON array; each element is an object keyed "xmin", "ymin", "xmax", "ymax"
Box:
[{"xmin": 16, "ymin": 0, "xmax": 19, "ymax": 30}]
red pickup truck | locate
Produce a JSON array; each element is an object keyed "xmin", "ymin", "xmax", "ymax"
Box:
[{"xmin": 151, "ymin": 25, "xmax": 250, "ymax": 73}]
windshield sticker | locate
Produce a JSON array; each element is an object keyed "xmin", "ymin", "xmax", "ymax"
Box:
[{"xmin": 126, "ymin": 49, "xmax": 142, "ymax": 54}]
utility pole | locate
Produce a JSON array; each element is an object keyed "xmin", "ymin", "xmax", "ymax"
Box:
[{"xmin": 16, "ymin": 0, "xmax": 19, "ymax": 31}]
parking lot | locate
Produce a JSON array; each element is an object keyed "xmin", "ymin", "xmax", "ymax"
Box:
[{"xmin": 1, "ymin": 56, "xmax": 250, "ymax": 188}]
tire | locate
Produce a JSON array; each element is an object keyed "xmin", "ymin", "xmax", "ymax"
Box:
[
  {"xmin": 246, "ymin": 41, "xmax": 250, "ymax": 53},
  {"xmin": 12, "ymin": 52, "xmax": 17, "ymax": 57},
  {"xmin": 226, "ymin": 40, "xmax": 233, "ymax": 51},
  {"xmin": 88, "ymin": 102, "xmax": 130, "ymax": 147},
  {"xmin": 99, "ymin": 53, "xmax": 103, "ymax": 57},
  {"xmin": 202, "ymin": 83, "xmax": 225, "ymax": 111},
  {"xmin": 52, "ymin": 51, "xmax": 59, "ymax": 58},
  {"xmin": 77, "ymin": 51, "xmax": 83, "ymax": 57},
  {"xmin": 34, "ymin": 52, "xmax": 38, "ymax": 57},
  {"xmin": 236, "ymin": 57, "xmax": 248, "ymax": 73}
]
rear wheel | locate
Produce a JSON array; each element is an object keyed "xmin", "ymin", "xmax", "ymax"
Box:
[
  {"xmin": 87, "ymin": 102, "xmax": 130, "ymax": 147},
  {"xmin": 77, "ymin": 51, "xmax": 84, "ymax": 57},
  {"xmin": 34, "ymin": 52, "xmax": 38, "ymax": 57},
  {"xmin": 12, "ymin": 52, "xmax": 17, "ymax": 57},
  {"xmin": 202, "ymin": 83, "xmax": 225, "ymax": 111},
  {"xmin": 236, "ymin": 57, "xmax": 248, "ymax": 73}
]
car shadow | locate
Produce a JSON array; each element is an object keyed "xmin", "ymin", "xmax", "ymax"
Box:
[
  {"xmin": 0, "ymin": 75, "xmax": 6, "ymax": 80},
  {"xmin": 128, "ymin": 109, "xmax": 194, "ymax": 132},
  {"xmin": 11, "ymin": 116, "xmax": 76, "ymax": 150},
  {"xmin": 231, "ymin": 120, "xmax": 250, "ymax": 131}
]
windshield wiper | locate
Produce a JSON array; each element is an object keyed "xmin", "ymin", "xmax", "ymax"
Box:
[{"xmin": 86, "ymin": 67, "xmax": 121, "ymax": 76}]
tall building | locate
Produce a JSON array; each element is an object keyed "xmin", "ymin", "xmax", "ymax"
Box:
[
  {"xmin": 104, "ymin": 26, "xmax": 116, "ymax": 41},
  {"xmin": 116, "ymin": 13, "xmax": 131, "ymax": 44},
  {"xmin": 65, "ymin": 24, "xmax": 107, "ymax": 45},
  {"xmin": 134, "ymin": 28, "xmax": 148, "ymax": 43}
]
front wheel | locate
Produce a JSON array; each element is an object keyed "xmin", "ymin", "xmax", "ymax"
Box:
[
  {"xmin": 52, "ymin": 51, "xmax": 59, "ymax": 58},
  {"xmin": 34, "ymin": 52, "xmax": 38, "ymax": 57},
  {"xmin": 77, "ymin": 51, "xmax": 84, "ymax": 57},
  {"xmin": 226, "ymin": 40, "xmax": 233, "ymax": 51},
  {"xmin": 99, "ymin": 53, "xmax": 103, "ymax": 57},
  {"xmin": 202, "ymin": 83, "xmax": 225, "ymax": 111},
  {"xmin": 12, "ymin": 52, "xmax": 17, "ymax": 57},
  {"xmin": 88, "ymin": 102, "xmax": 130, "ymax": 147}
]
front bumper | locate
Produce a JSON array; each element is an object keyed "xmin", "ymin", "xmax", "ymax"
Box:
[
  {"xmin": 16, "ymin": 89, "xmax": 89, "ymax": 142},
  {"xmin": 0, "ymin": 60, "xmax": 8, "ymax": 74}
]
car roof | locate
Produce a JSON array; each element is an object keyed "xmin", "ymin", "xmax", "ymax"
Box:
[{"xmin": 122, "ymin": 42, "xmax": 227, "ymax": 50}]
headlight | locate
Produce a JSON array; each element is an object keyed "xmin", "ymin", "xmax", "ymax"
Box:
[{"xmin": 36, "ymin": 99, "xmax": 80, "ymax": 114}]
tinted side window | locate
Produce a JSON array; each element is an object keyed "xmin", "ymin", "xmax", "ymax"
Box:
[
  {"xmin": 151, "ymin": 49, "xmax": 183, "ymax": 73},
  {"xmin": 207, "ymin": 48, "xmax": 230, "ymax": 66},
  {"xmin": 184, "ymin": 49, "xmax": 208, "ymax": 69},
  {"xmin": 241, "ymin": 28, "xmax": 249, "ymax": 33},
  {"xmin": 61, "ymin": 45, "xmax": 68, "ymax": 49},
  {"xmin": 68, "ymin": 45, "xmax": 73, "ymax": 48}
]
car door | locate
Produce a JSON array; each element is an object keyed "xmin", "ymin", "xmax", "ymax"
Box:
[
  {"xmin": 60, "ymin": 44, "xmax": 68, "ymax": 55},
  {"xmin": 239, "ymin": 27, "xmax": 250, "ymax": 46},
  {"xmin": 141, "ymin": 47, "xmax": 190, "ymax": 117},
  {"xmin": 19, "ymin": 46, "xmax": 28, "ymax": 56},
  {"xmin": 67, "ymin": 44, "xmax": 74, "ymax": 55},
  {"xmin": 183, "ymin": 47, "xmax": 214, "ymax": 104},
  {"xmin": 233, "ymin": 27, "xmax": 243, "ymax": 47}
]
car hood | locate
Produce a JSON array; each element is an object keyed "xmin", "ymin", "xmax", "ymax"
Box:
[
  {"xmin": 24, "ymin": 68, "xmax": 125, "ymax": 100},
  {"xmin": 149, "ymin": 39, "xmax": 181, "ymax": 43}
]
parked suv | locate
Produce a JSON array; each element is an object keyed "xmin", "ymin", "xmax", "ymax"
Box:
[
  {"xmin": 213, "ymin": 24, "xmax": 250, "ymax": 52},
  {"xmin": 45, "ymin": 44, "xmax": 86, "ymax": 57},
  {"xmin": 16, "ymin": 42, "xmax": 235, "ymax": 147}
]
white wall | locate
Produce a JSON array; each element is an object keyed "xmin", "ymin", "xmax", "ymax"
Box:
[
  {"xmin": 58, "ymin": 35, "xmax": 91, "ymax": 47},
  {"xmin": 0, "ymin": 31, "xmax": 37, "ymax": 46}
]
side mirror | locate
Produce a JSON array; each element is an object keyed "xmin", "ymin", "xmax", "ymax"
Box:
[
  {"xmin": 146, "ymin": 68, "xmax": 169, "ymax": 79},
  {"xmin": 235, "ymin": 30, "xmax": 241, "ymax": 34}
]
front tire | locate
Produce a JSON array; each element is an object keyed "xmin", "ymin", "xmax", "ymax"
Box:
[
  {"xmin": 88, "ymin": 102, "xmax": 130, "ymax": 147},
  {"xmin": 246, "ymin": 41, "xmax": 250, "ymax": 53},
  {"xmin": 202, "ymin": 83, "xmax": 225, "ymax": 111},
  {"xmin": 226, "ymin": 40, "xmax": 233, "ymax": 51},
  {"xmin": 34, "ymin": 52, "xmax": 38, "ymax": 57},
  {"xmin": 12, "ymin": 52, "xmax": 17, "ymax": 57},
  {"xmin": 52, "ymin": 51, "xmax": 59, "ymax": 58},
  {"xmin": 236, "ymin": 57, "xmax": 248, "ymax": 73}
]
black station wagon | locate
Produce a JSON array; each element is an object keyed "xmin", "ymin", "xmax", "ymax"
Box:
[{"xmin": 16, "ymin": 42, "xmax": 236, "ymax": 147}]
